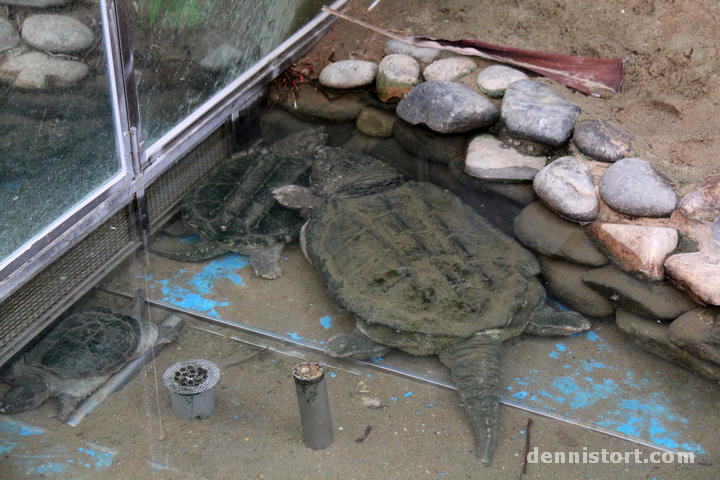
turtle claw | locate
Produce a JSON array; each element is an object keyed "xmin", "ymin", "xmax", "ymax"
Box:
[{"xmin": 325, "ymin": 329, "xmax": 392, "ymax": 360}]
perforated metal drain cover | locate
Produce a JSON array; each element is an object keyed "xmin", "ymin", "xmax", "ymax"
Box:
[{"xmin": 163, "ymin": 359, "xmax": 220, "ymax": 395}]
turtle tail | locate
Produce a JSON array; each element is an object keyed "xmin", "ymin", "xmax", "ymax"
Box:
[{"xmin": 439, "ymin": 333, "xmax": 503, "ymax": 466}]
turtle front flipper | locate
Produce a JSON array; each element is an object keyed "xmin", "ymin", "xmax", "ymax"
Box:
[
  {"xmin": 249, "ymin": 244, "xmax": 285, "ymax": 280},
  {"xmin": 439, "ymin": 333, "xmax": 503, "ymax": 466},
  {"xmin": 524, "ymin": 302, "xmax": 591, "ymax": 336},
  {"xmin": 324, "ymin": 328, "xmax": 392, "ymax": 360},
  {"xmin": 148, "ymin": 233, "xmax": 232, "ymax": 262}
]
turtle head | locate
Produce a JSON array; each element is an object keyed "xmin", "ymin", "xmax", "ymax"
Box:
[
  {"xmin": 0, "ymin": 380, "xmax": 50, "ymax": 415},
  {"xmin": 525, "ymin": 303, "xmax": 592, "ymax": 336}
]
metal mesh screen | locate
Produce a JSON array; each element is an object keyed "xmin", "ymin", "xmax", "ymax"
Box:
[
  {"xmin": 146, "ymin": 128, "xmax": 229, "ymax": 230},
  {"xmin": 0, "ymin": 209, "xmax": 132, "ymax": 355}
]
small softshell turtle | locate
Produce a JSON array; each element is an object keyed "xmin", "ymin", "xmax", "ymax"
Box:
[
  {"xmin": 275, "ymin": 147, "xmax": 591, "ymax": 465},
  {"xmin": 150, "ymin": 128, "xmax": 327, "ymax": 279},
  {"xmin": 0, "ymin": 291, "xmax": 178, "ymax": 420}
]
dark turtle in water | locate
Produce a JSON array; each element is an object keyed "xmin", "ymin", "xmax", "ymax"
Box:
[
  {"xmin": 150, "ymin": 128, "xmax": 327, "ymax": 279},
  {"xmin": 0, "ymin": 291, "xmax": 178, "ymax": 421},
  {"xmin": 275, "ymin": 147, "xmax": 591, "ymax": 465}
]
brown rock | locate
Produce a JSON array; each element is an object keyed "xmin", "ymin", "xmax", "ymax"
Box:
[
  {"xmin": 677, "ymin": 175, "xmax": 720, "ymax": 222},
  {"xmin": 615, "ymin": 308, "xmax": 720, "ymax": 381},
  {"xmin": 583, "ymin": 265, "xmax": 698, "ymax": 320},
  {"xmin": 588, "ymin": 222, "xmax": 678, "ymax": 281},
  {"xmin": 537, "ymin": 256, "xmax": 615, "ymax": 317},
  {"xmin": 512, "ymin": 202, "xmax": 608, "ymax": 267},
  {"xmin": 664, "ymin": 252, "xmax": 720, "ymax": 306}
]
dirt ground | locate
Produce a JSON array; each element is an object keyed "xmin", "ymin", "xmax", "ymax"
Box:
[{"xmin": 304, "ymin": 0, "xmax": 720, "ymax": 188}]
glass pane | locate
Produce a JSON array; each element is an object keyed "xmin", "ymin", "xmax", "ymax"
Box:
[
  {"xmin": 128, "ymin": 0, "xmax": 326, "ymax": 146},
  {"xmin": 0, "ymin": 7, "xmax": 121, "ymax": 262}
]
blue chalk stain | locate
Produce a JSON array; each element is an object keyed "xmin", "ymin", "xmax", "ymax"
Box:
[
  {"xmin": 143, "ymin": 253, "xmax": 248, "ymax": 316},
  {"xmin": 371, "ymin": 357, "xmax": 383, "ymax": 363},
  {"xmin": 35, "ymin": 463, "xmax": 67, "ymax": 474},
  {"xmin": 329, "ymin": 372, "xmax": 336, "ymax": 378},
  {"xmin": 405, "ymin": 391, "xmax": 413, "ymax": 397},
  {"xmin": 320, "ymin": 316, "xmax": 333, "ymax": 329},
  {"xmin": 0, "ymin": 441, "xmax": 17, "ymax": 454},
  {"xmin": 581, "ymin": 359, "xmax": 605, "ymax": 372},
  {"xmin": 0, "ymin": 421, "xmax": 44, "ymax": 436},
  {"xmin": 287, "ymin": 333, "xmax": 304, "ymax": 340},
  {"xmin": 512, "ymin": 391, "xmax": 528, "ymax": 400},
  {"xmin": 585, "ymin": 331, "xmax": 601, "ymax": 342},
  {"xmin": 548, "ymin": 351, "xmax": 560, "ymax": 359},
  {"xmin": 556, "ymin": 344, "xmax": 567, "ymax": 352},
  {"xmin": 390, "ymin": 397, "xmax": 398, "ymax": 401}
]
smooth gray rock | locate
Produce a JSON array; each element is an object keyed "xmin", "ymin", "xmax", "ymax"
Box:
[
  {"xmin": 0, "ymin": 16, "xmax": 19, "ymax": 52},
  {"xmin": 384, "ymin": 38, "xmax": 441, "ymax": 63},
  {"xmin": 670, "ymin": 307, "xmax": 720, "ymax": 367},
  {"xmin": 0, "ymin": 52, "xmax": 89, "ymax": 89},
  {"xmin": 501, "ymin": 80, "xmax": 581, "ymax": 146},
  {"xmin": 198, "ymin": 44, "xmax": 242, "ymax": 71},
  {"xmin": 476, "ymin": 65, "xmax": 529, "ymax": 98},
  {"xmin": 396, "ymin": 81, "xmax": 499, "ymax": 134},
  {"xmin": 319, "ymin": 60, "xmax": 377, "ymax": 90},
  {"xmin": 376, "ymin": 53, "xmax": 421, "ymax": 102},
  {"xmin": 278, "ymin": 83, "xmax": 363, "ymax": 123},
  {"xmin": 583, "ymin": 265, "xmax": 698, "ymax": 320},
  {"xmin": 393, "ymin": 120, "xmax": 467, "ymax": 165},
  {"xmin": 423, "ymin": 56, "xmax": 477, "ymax": 82},
  {"xmin": 356, "ymin": 107, "xmax": 396, "ymax": 138},
  {"xmin": 22, "ymin": 15, "xmax": 94, "ymax": 54},
  {"xmin": 512, "ymin": 202, "xmax": 608, "ymax": 266},
  {"xmin": 616, "ymin": 308, "xmax": 720, "ymax": 381},
  {"xmin": 464, "ymin": 134, "xmax": 546, "ymax": 181},
  {"xmin": 533, "ymin": 156, "xmax": 599, "ymax": 223},
  {"xmin": 573, "ymin": 119, "xmax": 633, "ymax": 163},
  {"xmin": 537, "ymin": 255, "xmax": 615, "ymax": 317},
  {"xmin": 598, "ymin": 157, "xmax": 679, "ymax": 217}
]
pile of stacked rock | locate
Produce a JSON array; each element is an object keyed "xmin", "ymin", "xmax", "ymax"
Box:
[{"xmin": 266, "ymin": 39, "xmax": 720, "ymax": 381}]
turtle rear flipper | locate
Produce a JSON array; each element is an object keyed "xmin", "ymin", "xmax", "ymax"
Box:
[
  {"xmin": 56, "ymin": 393, "xmax": 82, "ymax": 421},
  {"xmin": 325, "ymin": 328, "xmax": 392, "ymax": 360},
  {"xmin": 439, "ymin": 334, "xmax": 503, "ymax": 466}
]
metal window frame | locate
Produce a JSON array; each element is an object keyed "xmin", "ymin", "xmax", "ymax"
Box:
[{"xmin": 0, "ymin": 0, "xmax": 348, "ymax": 304}]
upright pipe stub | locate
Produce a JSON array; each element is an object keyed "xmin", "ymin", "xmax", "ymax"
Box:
[
  {"xmin": 293, "ymin": 362, "xmax": 334, "ymax": 450},
  {"xmin": 163, "ymin": 359, "xmax": 220, "ymax": 420}
]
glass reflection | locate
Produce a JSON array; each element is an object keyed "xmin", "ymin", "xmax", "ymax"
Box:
[
  {"xmin": 0, "ymin": 6, "xmax": 120, "ymax": 262},
  {"xmin": 128, "ymin": 0, "xmax": 326, "ymax": 147}
]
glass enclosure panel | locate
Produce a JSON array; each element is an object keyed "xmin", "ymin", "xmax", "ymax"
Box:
[
  {"xmin": 128, "ymin": 0, "xmax": 326, "ymax": 147},
  {"xmin": 0, "ymin": 5, "xmax": 121, "ymax": 263}
]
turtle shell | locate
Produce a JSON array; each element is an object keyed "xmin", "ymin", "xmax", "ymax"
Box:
[
  {"xmin": 305, "ymin": 180, "xmax": 543, "ymax": 338},
  {"xmin": 182, "ymin": 129, "xmax": 325, "ymax": 252},
  {"xmin": 25, "ymin": 306, "xmax": 142, "ymax": 379}
]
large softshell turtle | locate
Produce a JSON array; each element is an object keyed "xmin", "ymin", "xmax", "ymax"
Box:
[
  {"xmin": 275, "ymin": 147, "xmax": 591, "ymax": 465},
  {"xmin": 150, "ymin": 128, "xmax": 327, "ymax": 279},
  {"xmin": 0, "ymin": 291, "xmax": 178, "ymax": 420}
]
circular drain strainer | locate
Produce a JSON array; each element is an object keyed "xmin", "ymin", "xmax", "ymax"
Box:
[{"xmin": 163, "ymin": 359, "xmax": 220, "ymax": 395}]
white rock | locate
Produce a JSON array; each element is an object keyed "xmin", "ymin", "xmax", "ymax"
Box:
[
  {"xmin": 476, "ymin": 65, "xmax": 529, "ymax": 98},
  {"xmin": 423, "ymin": 56, "xmax": 477, "ymax": 82},
  {"xmin": 464, "ymin": 134, "xmax": 546, "ymax": 181},
  {"xmin": 319, "ymin": 60, "xmax": 377, "ymax": 90}
]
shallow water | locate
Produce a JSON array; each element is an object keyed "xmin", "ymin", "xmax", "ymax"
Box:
[{"xmin": 1, "ymin": 98, "xmax": 718, "ymax": 478}]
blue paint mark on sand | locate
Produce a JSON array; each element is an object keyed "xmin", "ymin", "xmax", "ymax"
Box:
[
  {"xmin": 146, "ymin": 253, "xmax": 248, "ymax": 316},
  {"xmin": 320, "ymin": 316, "xmax": 333, "ymax": 329},
  {"xmin": 287, "ymin": 332, "xmax": 304, "ymax": 340},
  {"xmin": 0, "ymin": 421, "xmax": 43, "ymax": 436},
  {"xmin": 513, "ymin": 391, "xmax": 528, "ymax": 400}
]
